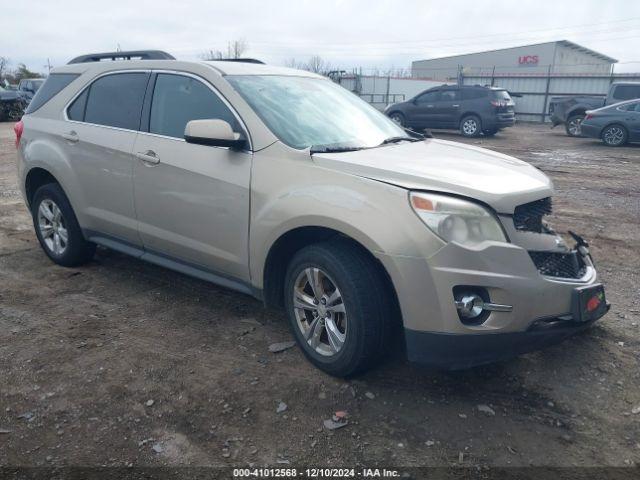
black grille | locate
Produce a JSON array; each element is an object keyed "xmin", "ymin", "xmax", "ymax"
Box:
[
  {"xmin": 513, "ymin": 197, "xmax": 552, "ymax": 233},
  {"xmin": 529, "ymin": 251, "xmax": 587, "ymax": 279}
]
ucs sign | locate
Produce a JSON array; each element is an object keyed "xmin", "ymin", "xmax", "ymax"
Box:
[{"xmin": 519, "ymin": 55, "xmax": 539, "ymax": 65}]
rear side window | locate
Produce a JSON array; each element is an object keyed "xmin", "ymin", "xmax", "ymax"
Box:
[
  {"xmin": 612, "ymin": 85, "xmax": 640, "ymax": 101},
  {"xmin": 622, "ymin": 102, "xmax": 640, "ymax": 112},
  {"xmin": 25, "ymin": 74, "xmax": 79, "ymax": 114},
  {"xmin": 149, "ymin": 73, "xmax": 238, "ymax": 139},
  {"xmin": 461, "ymin": 89, "xmax": 488, "ymax": 100},
  {"xmin": 67, "ymin": 89, "xmax": 88, "ymax": 121},
  {"xmin": 83, "ymin": 73, "xmax": 149, "ymax": 130},
  {"xmin": 439, "ymin": 89, "xmax": 459, "ymax": 101}
]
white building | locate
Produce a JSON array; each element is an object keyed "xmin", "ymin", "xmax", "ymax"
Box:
[{"xmin": 411, "ymin": 40, "xmax": 617, "ymax": 80}]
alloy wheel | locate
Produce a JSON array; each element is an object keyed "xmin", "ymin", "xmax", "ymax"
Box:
[
  {"xmin": 603, "ymin": 126, "xmax": 625, "ymax": 146},
  {"xmin": 462, "ymin": 118, "xmax": 478, "ymax": 136},
  {"xmin": 568, "ymin": 117, "xmax": 583, "ymax": 136},
  {"xmin": 37, "ymin": 199, "xmax": 68, "ymax": 256},
  {"xmin": 292, "ymin": 267, "xmax": 347, "ymax": 357}
]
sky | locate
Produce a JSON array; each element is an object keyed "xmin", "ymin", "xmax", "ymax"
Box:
[{"xmin": 2, "ymin": 0, "xmax": 640, "ymax": 75}]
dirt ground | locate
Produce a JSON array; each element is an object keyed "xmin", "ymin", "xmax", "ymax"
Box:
[{"xmin": 1, "ymin": 121, "xmax": 639, "ymax": 472}]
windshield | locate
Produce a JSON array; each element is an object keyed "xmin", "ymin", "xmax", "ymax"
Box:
[{"xmin": 227, "ymin": 75, "xmax": 407, "ymax": 150}]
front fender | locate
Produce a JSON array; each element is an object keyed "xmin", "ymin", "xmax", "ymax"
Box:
[{"xmin": 248, "ymin": 142, "xmax": 442, "ymax": 289}]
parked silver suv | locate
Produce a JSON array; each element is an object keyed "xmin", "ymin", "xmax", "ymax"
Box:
[{"xmin": 16, "ymin": 51, "xmax": 608, "ymax": 376}]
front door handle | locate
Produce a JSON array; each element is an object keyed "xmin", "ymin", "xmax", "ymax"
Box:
[
  {"xmin": 452, "ymin": 104, "xmax": 460, "ymax": 107},
  {"xmin": 62, "ymin": 131, "xmax": 79, "ymax": 143},
  {"xmin": 135, "ymin": 150, "xmax": 160, "ymax": 165}
]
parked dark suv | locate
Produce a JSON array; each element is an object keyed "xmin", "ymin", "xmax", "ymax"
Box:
[{"xmin": 384, "ymin": 85, "xmax": 515, "ymax": 137}]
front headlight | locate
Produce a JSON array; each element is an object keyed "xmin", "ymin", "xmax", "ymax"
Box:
[{"xmin": 409, "ymin": 192, "xmax": 507, "ymax": 246}]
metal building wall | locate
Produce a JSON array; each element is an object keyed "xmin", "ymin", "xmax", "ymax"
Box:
[
  {"xmin": 337, "ymin": 75, "xmax": 448, "ymax": 110},
  {"xmin": 463, "ymin": 73, "xmax": 640, "ymax": 122}
]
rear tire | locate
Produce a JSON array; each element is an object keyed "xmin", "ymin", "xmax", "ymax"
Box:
[
  {"xmin": 31, "ymin": 183, "xmax": 95, "ymax": 267},
  {"xmin": 565, "ymin": 114, "xmax": 585, "ymax": 137},
  {"xmin": 283, "ymin": 239, "xmax": 394, "ymax": 377},
  {"xmin": 460, "ymin": 115, "xmax": 481, "ymax": 137},
  {"xmin": 601, "ymin": 124, "xmax": 628, "ymax": 147}
]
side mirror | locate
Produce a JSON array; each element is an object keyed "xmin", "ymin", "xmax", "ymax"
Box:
[{"xmin": 184, "ymin": 119, "xmax": 246, "ymax": 149}]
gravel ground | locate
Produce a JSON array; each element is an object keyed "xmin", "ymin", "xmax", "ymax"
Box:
[{"xmin": 0, "ymin": 121, "xmax": 639, "ymax": 472}]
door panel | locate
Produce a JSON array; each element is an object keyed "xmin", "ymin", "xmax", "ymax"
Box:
[
  {"xmin": 434, "ymin": 89, "xmax": 461, "ymax": 128},
  {"xmin": 626, "ymin": 104, "xmax": 640, "ymax": 140},
  {"xmin": 133, "ymin": 135, "xmax": 251, "ymax": 279},
  {"xmin": 64, "ymin": 123, "xmax": 139, "ymax": 241},
  {"xmin": 133, "ymin": 72, "xmax": 252, "ymax": 280},
  {"xmin": 409, "ymin": 90, "xmax": 440, "ymax": 128}
]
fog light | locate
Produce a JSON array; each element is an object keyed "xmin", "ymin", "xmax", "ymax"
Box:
[
  {"xmin": 453, "ymin": 289, "xmax": 513, "ymax": 324},
  {"xmin": 455, "ymin": 293, "xmax": 485, "ymax": 319}
]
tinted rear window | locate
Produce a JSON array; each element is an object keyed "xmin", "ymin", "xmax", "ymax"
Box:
[
  {"xmin": 84, "ymin": 73, "xmax": 149, "ymax": 130},
  {"xmin": 612, "ymin": 85, "xmax": 640, "ymax": 101},
  {"xmin": 461, "ymin": 89, "xmax": 488, "ymax": 100},
  {"xmin": 25, "ymin": 74, "xmax": 79, "ymax": 114},
  {"xmin": 491, "ymin": 90, "xmax": 512, "ymax": 100}
]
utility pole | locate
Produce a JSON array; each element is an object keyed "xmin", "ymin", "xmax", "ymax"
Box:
[{"xmin": 43, "ymin": 58, "xmax": 52, "ymax": 74}]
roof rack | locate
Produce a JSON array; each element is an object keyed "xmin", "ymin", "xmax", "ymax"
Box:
[
  {"xmin": 213, "ymin": 58, "xmax": 265, "ymax": 65},
  {"xmin": 68, "ymin": 50, "xmax": 175, "ymax": 64}
]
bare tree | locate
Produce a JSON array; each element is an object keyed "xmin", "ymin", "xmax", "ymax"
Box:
[
  {"xmin": 0, "ymin": 57, "xmax": 8, "ymax": 81},
  {"xmin": 284, "ymin": 57, "xmax": 303, "ymax": 69},
  {"xmin": 201, "ymin": 39, "xmax": 248, "ymax": 60},
  {"xmin": 305, "ymin": 55, "xmax": 332, "ymax": 75}
]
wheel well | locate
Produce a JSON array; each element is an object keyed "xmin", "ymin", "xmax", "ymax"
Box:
[
  {"xmin": 567, "ymin": 109, "xmax": 586, "ymax": 119},
  {"xmin": 25, "ymin": 168, "xmax": 59, "ymax": 207},
  {"xmin": 459, "ymin": 112, "xmax": 480, "ymax": 125},
  {"xmin": 262, "ymin": 227, "xmax": 401, "ymax": 319},
  {"xmin": 387, "ymin": 110, "xmax": 403, "ymax": 118}
]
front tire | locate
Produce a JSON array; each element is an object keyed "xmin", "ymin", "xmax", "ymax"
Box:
[
  {"xmin": 284, "ymin": 239, "xmax": 393, "ymax": 377},
  {"xmin": 601, "ymin": 124, "xmax": 628, "ymax": 147},
  {"xmin": 460, "ymin": 115, "xmax": 481, "ymax": 137},
  {"xmin": 31, "ymin": 183, "xmax": 95, "ymax": 267},
  {"xmin": 388, "ymin": 112, "xmax": 405, "ymax": 127},
  {"xmin": 565, "ymin": 114, "xmax": 585, "ymax": 137}
]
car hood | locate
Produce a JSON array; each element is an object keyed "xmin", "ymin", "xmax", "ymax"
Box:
[{"xmin": 311, "ymin": 139, "xmax": 552, "ymax": 214}]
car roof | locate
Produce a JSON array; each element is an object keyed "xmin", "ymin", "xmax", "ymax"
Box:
[{"xmin": 50, "ymin": 59, "xmax": 323, "ymax": 79}]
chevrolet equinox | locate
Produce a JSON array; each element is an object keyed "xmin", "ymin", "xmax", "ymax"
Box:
[{"xmin": 15, "ymin": 50, "xmax": 609, "ymax": 376}]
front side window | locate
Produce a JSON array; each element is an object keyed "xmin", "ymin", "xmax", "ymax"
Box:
[
  {"xmin": 83, "ymin": 73, "xmax": 148, "ymax": 130},
  {"xmin": 416, "ymin": 91, "xmax": 439, "ymax": 104},
  {"xmin": 227, "ymin": 75, "xmax": 406, "ymax": 150},
  {"xmin": 149, "ymin": 74, "xmax": 238, "ymax": 139}
]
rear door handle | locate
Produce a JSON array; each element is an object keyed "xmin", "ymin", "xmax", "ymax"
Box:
[
  {"xmin": 452, "ymin": 104, "xmax": 460, "ymax": 107},
  {"xmin": 62, "ymin": 131, "xmax": 79, "ymax": 143},
  {"xmin": 135, "ymin": 150, "xmax": 160, "ymax": 165}
]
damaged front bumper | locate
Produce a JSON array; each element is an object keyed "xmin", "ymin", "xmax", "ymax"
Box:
[{"xmin": 378, "ymin": 230, "xmax": 609, "ymax": 370}]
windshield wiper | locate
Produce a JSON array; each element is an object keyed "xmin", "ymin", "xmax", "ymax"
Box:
[
  {"xmin": 380, "ymin": 136, "xmax": 421, "ymax": 145},
  {"xmin": 309, "ymin": 145, "xmax": 367, "ymax": 154}
]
